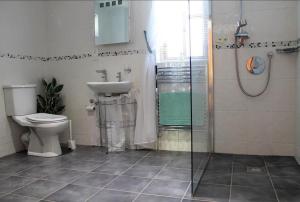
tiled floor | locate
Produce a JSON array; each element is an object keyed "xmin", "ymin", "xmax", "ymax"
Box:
[
  {"xmin": 0, "ymin": 147, "xmax": 298, "ymax": 202},
  {"xmin": 191, "ymin": 153, "xmax": 300, "ymax": 202},
  {"xmin": 0, "ymin": 146, "xmax": 191, "ymax": 202}
]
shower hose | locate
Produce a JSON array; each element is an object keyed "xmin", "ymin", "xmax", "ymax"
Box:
[{"xmin": 234, "ymin": 37, "xmax": 273, "ymax": 97}]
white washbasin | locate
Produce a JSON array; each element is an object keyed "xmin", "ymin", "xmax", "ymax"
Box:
[{"xmin": 87, "ymin": 81, "xmax": 132, "ymax": 95}]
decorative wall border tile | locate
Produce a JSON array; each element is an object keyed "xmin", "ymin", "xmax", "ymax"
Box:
[
  {"xmin": 2, "ymin": 38, "xmax": 299, "ymax": 62},
  {"xmin": 0, "ymin": 53, "xmax": 49, "ymax": 62},
  {"xmin": 0, "ymin": 49, "xmax": 147, "ymax": 62},
  {"xmin": 215, "ymin": 39, "xmax": 300, "ymax": 50}
]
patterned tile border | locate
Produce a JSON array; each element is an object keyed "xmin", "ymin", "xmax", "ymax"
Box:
[
  {"xmin": 1, "ymin": 38, "xmax": 299, "ymax": 62},
  {"xmin": 0, "ymin": 49, "xmax": 147, "ymax": 62},
  {"xmin": 215, "ymin": 39, "xmax": 300, "ymax": 50}
]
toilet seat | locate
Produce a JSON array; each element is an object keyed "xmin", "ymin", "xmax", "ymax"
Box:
[
  {"xmin": 13, "ymin": 114, "xmax": 68, "ymax": 128},
  {"xmin": 26, "ymin": 113, "xmax": 67, "ymax": 123}
]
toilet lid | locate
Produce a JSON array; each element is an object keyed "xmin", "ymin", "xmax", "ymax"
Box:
[{"xmin": 26, "ymin": 113, "xmax": 67, "ymax": 123}]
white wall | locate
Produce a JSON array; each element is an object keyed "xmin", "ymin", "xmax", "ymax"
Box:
[
  {"xmin": 296, "ymin": 1, "xmax": 300, "ymax": 162},
  {"xmin": 213, "ymin": 1, "xmax": 297, "ymax": 155},
  {"xmin": 46, "ymin": 1, "xmax": 151, "ymax": 145},
  {"xmin": 0, "ymin": 1, "xmax": 48, "ymax": 157}
]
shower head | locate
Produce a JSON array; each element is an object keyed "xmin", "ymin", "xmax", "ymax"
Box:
[
  {"xmin": 235, "ymin": 19, "xmax": 249, "ymax": 43},
  {"xmin": 235, "ymin": 19, "xmax": 248, "ymax": 36},
  {"xmin": 238, "ymin": 19, "xmax": 247, "ymax": 27}
]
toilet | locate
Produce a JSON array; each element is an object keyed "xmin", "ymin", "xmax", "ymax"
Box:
[{"xmin": 3, "ymin": 84, "xmax": 69, "ymax": 157}]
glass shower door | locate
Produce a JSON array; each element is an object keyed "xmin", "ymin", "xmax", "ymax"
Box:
[{"xmin": 189, "ymin": 0, "xmax": 212, "ymax": 194}]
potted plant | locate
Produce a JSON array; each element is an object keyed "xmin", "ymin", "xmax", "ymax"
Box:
[{"xmin": 37, "ymin": 78, "xmax": 65, "ymax": 114}]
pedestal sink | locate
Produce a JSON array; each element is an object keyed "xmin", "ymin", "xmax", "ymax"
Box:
[{"xmin": 87, "ymin": 81, "xmax": 132, "ymax": 96}]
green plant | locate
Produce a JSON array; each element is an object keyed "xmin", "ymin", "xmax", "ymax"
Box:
[{"xmin": 37, "ymin": 78, "xmax": 65, "ymax": 114}]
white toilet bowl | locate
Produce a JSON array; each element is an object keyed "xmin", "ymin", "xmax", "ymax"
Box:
[
  {"xmin": 13, "ymin": 113, "xmax": 68, "ymax": 157},
  {"xmin": 3, "ymin": 84, "xmax": 69, "ymax": 157}
]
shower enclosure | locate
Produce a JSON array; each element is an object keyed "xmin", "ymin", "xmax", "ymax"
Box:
[
  {"xmin": 153, "ymin": 0, "xmax": 212, "ymax": 194},
  {"xmin": 189, "ymin": 0, "xmax": 213, "ymax": 194}
]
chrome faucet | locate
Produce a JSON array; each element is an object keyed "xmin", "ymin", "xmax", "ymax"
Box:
[
  {"xmin": 124, "ymin": 67, "xmax": 131, "ymax": 74},
  {"xmin": 96, "ymin": 69, "xmax": 108, "ymax": 82},
  {"xmin": 116, "ymin": 72, "xmax": 122, "ymax": 82}
]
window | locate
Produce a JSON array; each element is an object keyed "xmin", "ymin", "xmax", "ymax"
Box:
[{"xmin": 154, "ymin": 1, "xmax": 208, "ymax": 63}]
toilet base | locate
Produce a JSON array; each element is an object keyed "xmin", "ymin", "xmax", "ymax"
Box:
[
  {"xmin": 28, "ymin": 151, "xmax": 60, "ymax": 157},
  {"xmin": 28, "ymin": 128, "xmax": 62, "ymax": 158}
]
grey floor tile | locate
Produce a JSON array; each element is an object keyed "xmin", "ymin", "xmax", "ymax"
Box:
[
  {"xmin": 182, "ymin": 184, "xmax": 193, "ymax": 199},
  {"xmin": 135, "ymin": 194, "xmax": 181, "ymax": 202},
  {"xmin": 20, "ymin": 156, "xmax": 58, "ymax": 166},
  {"xmin": 87, "ymin": 189, "xmax": 136, "ymax": 202},
  {"xmin": 276, "ymin": 188, "xmax": 300, "ymax": 202},
  {"xmin": 268, "ymin": 165, "xmax": 300, "ymax": 177},
  {"xmin": 233, "ymin": 162, "xmax": 267, "ymax": 175},
  {"xmin": 155, "ymin": 167, "xmax": 190, "ymax": 181},
  {"xmin": 234, "ymin": 155, "xmax": 265, "ymax": 167},
  {"xmin": 143, "ymin": 179, "xmax": 190, "ymax": 198},
  {"xmin": 230, "ymin": 186, "xmax": 277, "ymax": 202},
  {"xmin": 107, "ymin": 155, "xmax": 141, "ymax": 164},
  {"xmin": 138, "ymin": 156, "xmax": 172, "ymax": 166},
  {"xmin": 77, "ymin": 153, "xmax": 108, "ymax": 163},
  {"xmin": 45, "ymin": 184, "xmax": 99, "ymax": 202},
  {"xmin": 167, "ymin": 157, "xmax": 191, "ymax": 169},
  {"xmin": 0, "ymin": 162, "xmax": 34, "ymax": 175},
  {"xmin": 0, "ymin": 153, "xmax": 26, "ymax": 162},
  {"xmin": 106, "ymin": 175, "xmax": 150, "ymax": 192},
  {"xmin": 13, "ymin": 180, "xmax": 64, "ymax": 199},
  {"xmin": 0, "ymin": 176, "xmax": 8, "ymax": 181},
  {"xmin": 232, "ymin": 174, "xmax": 273, "ymax": 188},
  {"xmin": 72, "ymin": 173, "xmax": 117, "ymax": 188},
  {"xmin": 193, "ymin": 184, "xmax": 230, "ymax": 202},
  {"xmin": 75, "ymin": 145, "xmax": 106, "ymax": 152},
  {"xmin": 122, "ymin": 165, "xmax": 162, "ymax": 178},
  {"xmin": 92, "ymin": 162, "xmax": 132, "ymax": 175},
  {"xmin": 272, "ymin": 176, "xmax": 300, "ymax": 189},
  {"xmin": 60, "ymin": 161, "xmax": 102, "ymax": 172},
  {"xmin": 176, "ymin": 151, "xmax": 191, "ymax": 158},
  {"xmin": 206, "ymin": 159, "xmax": 232, "ymax": 172},
  {"xmin": 121, "ymin": 149, "xmax": 150, "ymax": 157},
  {"xmin": 0, "ymin": 176, "xmax": 36, "ymax": 193},
  {"xmin": 264, "ymin": 156, "xmax": 298, "ymax": 167},
  {"xmin": 17, "ymin": 165, "xmax": 59, "ymax": 178},
  {"xmin": 146, "ymin": 151, "xmax": 179, "ymax": 159},
  {"xmin": 211, "ymin": 153, "xmax": 233, "ymax": 160},
  {"xmin": 201, "ymin": 172, "xmax": 231, "ymax": 185},
  {"xmin": 0, "ymin": 194, "xmax": 39, "ymax": 202},
  {"xmin": 43, "ymin": 169, "xmax": 86, "ymax": 183}
]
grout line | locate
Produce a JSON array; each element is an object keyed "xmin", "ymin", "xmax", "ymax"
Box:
[
  {"xmin": 38, "ymin": 154, "xmax": 120, "ymax": 202},
  {"xmin": 180, "ymin": 181, "xmax": 191, "ymax": 202},
  {"xmin": 228, "ymin": 161, "xmax": 234, "ymax": 202},
  {"xmin": 102, "ymin": 152, "xmax": 152, "ymax": 188},
  {"xmin": 0, "ymin": 150, "xmax": 191, "ymax": 202},
  {"xmin": 0, "ymin": 175, "xmax": 46, "ymax": 198},
  {"xmin": 263, "ymin": 157, "xmax": 280, "ymax": 202},
  {"xmin": 84, "ymin": 151, "xmax": 152, "ymax": 202},
  {"xmin": 132, "ymin": 163, "xmax": 168, "ymax": 202},
  {"xmin": 1, "ymin": 193, "xmax": 41, "ymax": 201}
]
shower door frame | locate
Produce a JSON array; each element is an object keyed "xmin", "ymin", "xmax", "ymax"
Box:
[{"xmin": 190, "ymin": 0, "xmax": 214, "ymax": 195}]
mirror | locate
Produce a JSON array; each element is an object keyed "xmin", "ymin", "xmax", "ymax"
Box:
[
  {"xmin": 95, "ymin": 0, "xmax": 130, "ymax": 45},
  {"xmin": 246, "ymin": 56, "xmax": 265, "ymax": 75}
]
